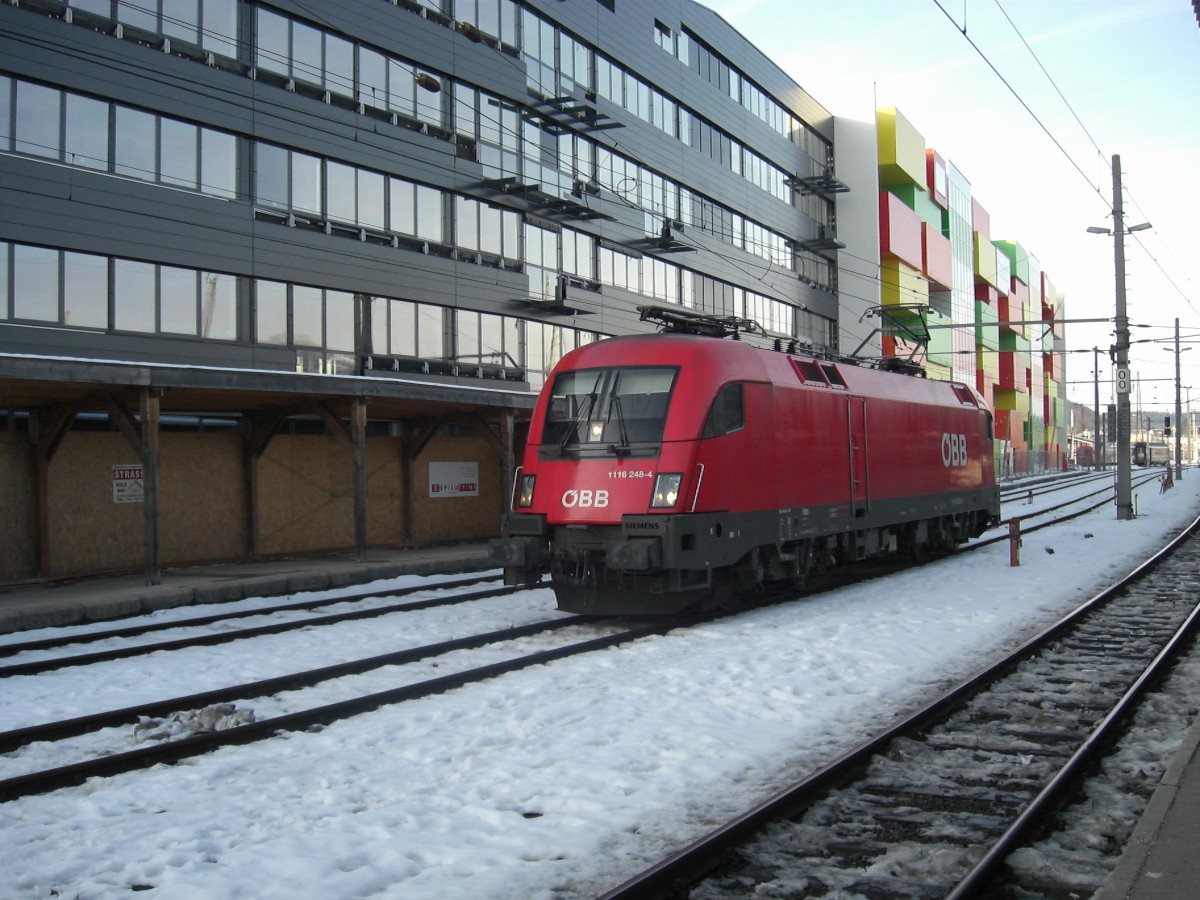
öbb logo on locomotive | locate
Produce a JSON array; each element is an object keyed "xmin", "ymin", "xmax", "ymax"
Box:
[
  {"xmin": 561, "ymin": 489, "xmax": 610, "ymax": 508},
  {"xmin": 489, "ymin": 305, "xmax": 1002, "ymax": 616},
  {"xmin": 941, "ymin": 432, "xmax": 968, "ymax": 467}
]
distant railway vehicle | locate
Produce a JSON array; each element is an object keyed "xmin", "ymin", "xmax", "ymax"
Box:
[
  {"xmin": 1133, "ymin": 441, "xmax": 1170, "ymax": 467},
  {"xmin": 489, "ymin": 307, "xmax": 1001, "ymax": 615},
  {"xmin": 1074, "ymin": 444, "xmax": 1095, "ymax": 468}
]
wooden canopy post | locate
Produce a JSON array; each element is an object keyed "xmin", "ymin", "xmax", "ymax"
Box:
[
  {"xmin": 30, "ymin": 404, "xmax": 79, "ymax": 578},
  {"xmin": 351, "ymin": 397, "xmax": 367, "ymax": 562},
  {"xmin": 139, "ymin": 388, "xmax": 161, "ymax": 585}
]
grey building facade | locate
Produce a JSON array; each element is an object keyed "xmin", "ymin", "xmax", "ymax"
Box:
[{"xmin": 0, "ymin": 0, "xmax": 846, "ymax": 582}]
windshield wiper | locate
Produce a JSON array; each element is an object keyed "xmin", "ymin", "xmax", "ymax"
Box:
[
  {"xmin": 608, "ymin": 377, "xmax": 633, "ymax": 457},
  {"xmin": 560, "ymin": 391, "xmax": 597, "ymax": 450}
]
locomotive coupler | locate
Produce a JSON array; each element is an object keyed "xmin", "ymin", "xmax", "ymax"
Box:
[
  {"xmin": 488, "ymin": 513, "xmax": 548, "ymax": 584},
  {"xmin": 606, "ymin": 537, "xmax": 664, "ymax": 571}
]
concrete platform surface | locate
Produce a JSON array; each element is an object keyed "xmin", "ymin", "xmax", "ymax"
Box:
[
  {"xmin": 1098, "ymin": 712, "xmax": 1200, "ymax": 899},
  {"xmin": 0, "ymin": 543, "xmax": 495, "ymax": 634}
]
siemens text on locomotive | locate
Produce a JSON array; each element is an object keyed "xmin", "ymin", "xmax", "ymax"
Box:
[{"xmin": 489, "ymin": 307, "xmax": 1001, "ymax": 615}]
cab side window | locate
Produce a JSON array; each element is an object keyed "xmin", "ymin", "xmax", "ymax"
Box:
[{"xmin": 703, "ymin": 383, "xmax": 744, "ymax": 438}]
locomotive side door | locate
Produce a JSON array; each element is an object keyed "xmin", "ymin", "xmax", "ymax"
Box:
[{"xmin": 847, "ymin": 397, "xmax": 869, "ymax": 514}]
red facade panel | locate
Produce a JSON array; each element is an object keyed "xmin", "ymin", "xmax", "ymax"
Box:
[
  {"xmin": 998, "ymin": 350, "xmax": 1029, "ymax": 391},
  {"xmin": 975, "ymin": 284, "xmax": 999, "ymax": 307},
  {"xmin": 1000, "ymin": 280, "xmax": 1029, "ymax": 332}
]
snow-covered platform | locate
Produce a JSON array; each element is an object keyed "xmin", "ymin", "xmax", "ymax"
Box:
[{"xmin": 0, "ymin": 542, "xmax": 495, "ymax": 634}]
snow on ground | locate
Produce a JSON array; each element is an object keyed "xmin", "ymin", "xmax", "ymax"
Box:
[{"xmin": 1, "ymin": 474, "xmax": 1197, "ymax": 899}]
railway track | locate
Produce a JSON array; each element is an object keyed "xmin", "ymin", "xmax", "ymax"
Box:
[
  {"xmin": 0, "ymin": 606, "xmax": 722, "ymax": 803},
  {"xmin": 2, "ymin": 473, "xmax": 1147, "ymax": 804},
  {"xmin": 0, "ymin": 574, "xmax": 506, "ymax": 673},
  {"xmin": 967, "ymin": 470, "xmax": 1163, "ymax": 554},
  {"xmin": 1, "ymin": 479, "xmax": 1177, "ymax": 835},
  {"xmin": 601, "ymin": 509, "xmax": 1200, "ymax": 899}
]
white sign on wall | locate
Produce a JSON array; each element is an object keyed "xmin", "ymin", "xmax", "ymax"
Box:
[
  {"xmin": 112, "ymin": 464, "xmax": 144, "ymax": 503},
  {"xmin": 428, "ymin": 461, "xmax": 479, "ymax": 498}
]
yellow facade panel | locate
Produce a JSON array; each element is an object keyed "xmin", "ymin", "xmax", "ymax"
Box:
[
  {"xmin": 877, "ymin": 107, "xmax": 926, "ymax": 189},
  {"xmin": 994, "ymin": 388, "xmax": 1019, "ymax": 411},
  {"xmin": 974, "ymin": 232, "xmax": 999, "ymax": 288},
  {"xmin": 880, "ymin": 258, "xmax": 928, "ymax": 307}
]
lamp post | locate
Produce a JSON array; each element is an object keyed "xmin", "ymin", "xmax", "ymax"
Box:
[
  {"xmin": 1088, "ymin": 154, "xmax": 1150, "ymax": 519},
  {"xmin": 1163, "ymin": 318, "xmax": 1192, "ymax": 480},
  {"xmin": 1093, "ymin": 347, "xmax": 1102, "ymax": 472},
  {"xmin": 1188, "ymin": 386, "xmax": 1194, "ymax": 467}
]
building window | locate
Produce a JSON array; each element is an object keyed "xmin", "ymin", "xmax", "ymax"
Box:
[
  {"xmin": 454, "ymin": 197, "xmax": 521, "ymax": 260},
  {"xmin": 255, "ymin": 279, "xmax": 289, "ymax": 346},
  {"xmin": 0, "ymin": 243, "xmax": 10, "ymax": 321},
  {"xmin": 4, "ymin": 242, "xmax": 238, "ymax": 339},
  {"xmin": 64, "ymin": 94, "xmax": 109, "ymax": 171},
  {"xmin": 453, "ymin": 0, "xmax": 519, "ymax": 47},
  {"xmin": 14, "ymin": 82, "xmax": 60, "ymax": 159},
  {"xmin": 390, "ymin": 178, "xmax": 446, "ymax": 244},
  {"xmin": 2, "ymin": 76, "xmax": 237, "ymax": 199},
  {"xmin": 114, "ymin": 259, "xmax": 157, "ymax": 333},
  {"xmin": 12, "ymin": 245, "xmax": 58, "ymax": 323}
]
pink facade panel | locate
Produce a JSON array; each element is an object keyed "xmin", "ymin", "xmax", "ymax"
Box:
[
  {"xmin": 922, "ymin": 222, "xmax": 953, "ymax": 289},
  {"xmin": 971, "ymin": 198, "xmax": 991, "ymax": 246},
  {"xmin": 879, "ymin": 192, "xmax": 924, "ymax": 270}
]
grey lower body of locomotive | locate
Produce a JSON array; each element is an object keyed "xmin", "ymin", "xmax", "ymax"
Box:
[{"xmin": 489, "ymin": 488, "xmax": 1000, "ymax": 615}]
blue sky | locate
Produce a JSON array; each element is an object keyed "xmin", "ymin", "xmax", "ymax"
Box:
[{"xmin": 695, "ymin": 0, "xmax": 1199, "ymax": 412}]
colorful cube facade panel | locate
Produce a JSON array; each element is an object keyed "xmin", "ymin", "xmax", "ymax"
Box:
[
  {"xmin": 880, "ymin": 192, "xmax": 924, "ymax": 269},
  {"xmin": 975, "ymin": 300, "xmax": 1000, "ymax": 351},
  {"xmin": 975, "ymin": 283, "xmax": 998, "ymax": 308},
  {"xmin": 923, "ymin": 223, "xmax": 953, "ymax": 289},
  {"xmin": 999, "ymin": 333, "xmax": 1030, "ymax": 392},
  {"xmin": 889, "ymin": 185, "xmax": 943, "ymax": 229},
  {"xmin": 973, "ymin": 231, "xmax": 1000, "ymax": 288},
  {"xmin": 881, "ymin": 258, "xmax": 929, "ymax": 309},
  {"xmin": 1043, "ymin": 350, "xmax": 1056, "ymax": 381},
  {"xmin": 1041, "ymin": 274, "xmax": 1063, "ymax": 338},
  {"xmin": 1001, "ymin": 280, "xmax": 1029, "ymax": 336},
  {"xmin": 996, "ymin": 240, "xmax": 1030, "ymax": 285},
  {"xmin": 877, "ymin": 107, "xmax": 926, "ymax": 188},
  {"xmin": 999, "ymin": 352, "xmax": 1029, "ymax": 392},
  {"xmin": 926, "ymin": 150, "xmax": 948, "ymax": 209},
  {"xmin": 994, "ymin": 246, "xmax": 1012, "ymax": 298},
  {"xmin": 971, "ymin": 198, "xmax": 991, "ymax": 245},
  {"xmin": 995, "ymin": 408, "xmax": 1028, "ymax": 450},
  {"xmin": 876, "ymin": 107, "xmax": 1067, "ymax": 476},
  {"xmin": 975, "ymin": 352, "xmax": 995, "ymax": 406}
]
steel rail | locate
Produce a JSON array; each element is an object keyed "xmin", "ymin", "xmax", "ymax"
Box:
[
  {"xmin": 0, "ymin": 611, "xmax": 579, "ymax": 754},
  {"xmin": 0, "ymin": 614, "xmax": 714, "ymax": 804},
  {"xmin": 0, "ymin": 573, "xmax": 500, "ymax": 657},
  {"xmin": 0, "ymin": 584, "xmax": 519, "ymax": 678},
  {"xmin": 597, "ymin": 509, "xmax": 1200, "ymax": 900}
]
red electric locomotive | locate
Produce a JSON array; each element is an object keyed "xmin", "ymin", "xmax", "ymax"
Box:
[{"xmin": 489, "ymin": 307, "xmax": 1001, "ymax": 615}]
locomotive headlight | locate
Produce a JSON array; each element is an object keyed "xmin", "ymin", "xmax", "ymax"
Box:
[
  {"xmin": 588, "ymin": 420, "xmax": 605, "ymax": 442},
  {"xmin": 517, "ymin": 474, "xmax": 536, "ymax": 508},
  {"xmin": 651, "ymin": 472, "xmax": 683, "ymax": 508}
]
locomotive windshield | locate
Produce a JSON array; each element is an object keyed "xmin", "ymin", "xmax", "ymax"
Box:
[{"xmin": 542, "ymin": 366, "xmax": 677, "ymax": 454}]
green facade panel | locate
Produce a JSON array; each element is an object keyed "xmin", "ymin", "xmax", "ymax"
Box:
[{"xmin": 995, "ymin": 240, "xmax": 1031, "ymax": 286}]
